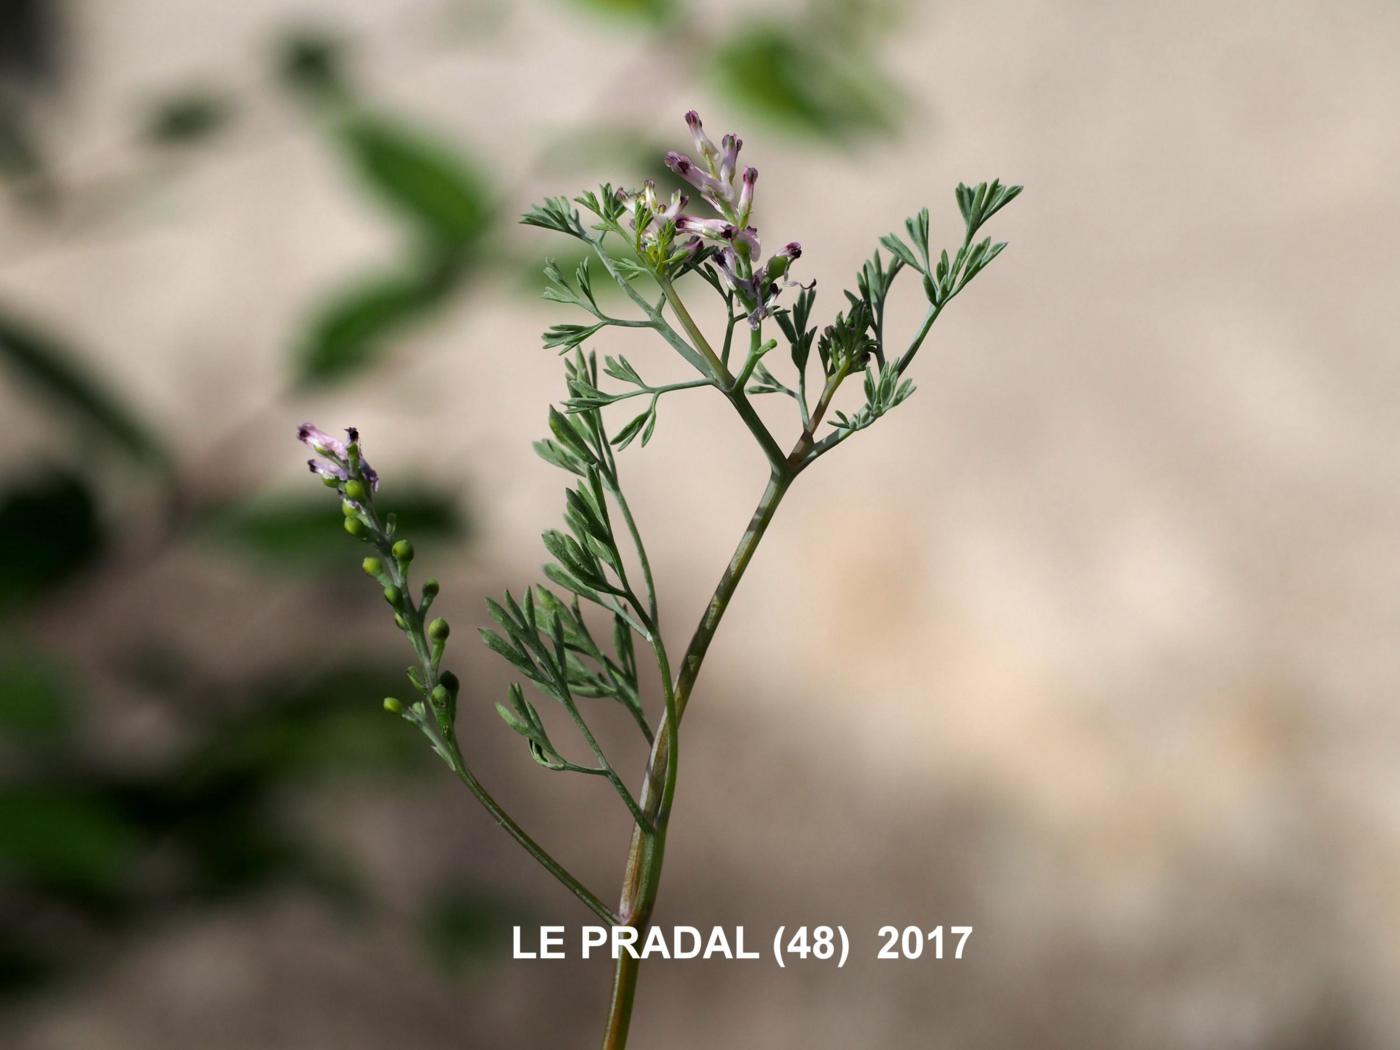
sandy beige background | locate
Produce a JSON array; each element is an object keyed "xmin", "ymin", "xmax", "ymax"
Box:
[{"xmin": 4, "ymin": 0, "xmax": 1399, "ymax": 1047}]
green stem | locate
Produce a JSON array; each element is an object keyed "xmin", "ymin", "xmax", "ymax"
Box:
[
  {"xmin": 587, "ymin": 378, "xmax": 709, "ymax": 407},
  {"xmin": 657, "ymin": 277, "xmax": 788, "ymax": 473},
  {"xmin": 598, "ymin": 468, "xmax": 794, "ymax": 1049},
  {"xmin": 894, "ymin": 300, "xmax": 944, "ymax": 376},
  {"xmin": 356, "ymin": 501, "xmax": 617, "ymax": 927},
  {"xmin": 448, "ymin": 755, "xmax": 618, "ymax": 925}
]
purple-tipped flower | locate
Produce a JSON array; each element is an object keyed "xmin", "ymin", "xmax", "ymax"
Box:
[
  {"xmin": 717, "ymin": 134, "xmax": 742, "ymax": 185},
  {"xmin": 737, "ymin": 167, "xmax": 757, "ymax": 221},
  {"xmin": 676, "ymin": 215, "xmax": 736, "ymax": 240},
  {"xmin": 665, "ymin": 151, "xmax": 730, "ymax": 206},
  {"xmin": 684, "ymin": 110, "xmax": 719, "ymax": 166},
  {"xmin": 299, "ymin": 422, "xmax": 379, "ymax": 492},
  {"xmin": 298, "ymin": 423, "xmax": 346, "ymax": 459},
  {"xmin": 730, "ymin": 225, "xmax": 761, "ymax": 259},
  {"xmin": 308, "ymin": 458, "xmax": 347, "ymax": 481},
  {"xmin": 665, "ymin": 112, "xmax": 805, "ymax": 324},
  {"xmin": 765, "ymin": 241, "xmax": 801, "ymax": 280}
]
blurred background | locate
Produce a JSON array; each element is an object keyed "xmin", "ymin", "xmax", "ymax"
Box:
[{"xmin": 2, "ymin": 0, "xmax": 1398, "ymax": 1046}]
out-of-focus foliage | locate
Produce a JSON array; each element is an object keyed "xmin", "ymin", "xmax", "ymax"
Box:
[
  {"xmin": 0, "ymin": 310, "xmax": 166, "ymax": 464},
  {"xmin": 295, "ymin": 260, "xmax": 465, "ymax": 382},
  {"xmin": 274, "ymin": 29, "xmax": 349, "ymax": 103},
  {"xmin": 142, "ymin": 88, "xmax": 235, "ymax": 147},
  {"xmin": 277, "ymin": 30, "xmax": 496, "ymax": 386},
  {"xmin": 0, "ymin": 470, "xmax": 103, "ymax": 612},
  {"xmin": 418, "ymin": 885, "xmax": 533, "ymax": 975},
  {"xmin": 0, "ymin": 663, "xmax": 433, "ymax": 996},
  {"xmin": 564, "ymin": 0, "xmax": 677, "ymax": 25},
  {"xmin": 0, "ymin": 100, "xmax": 47, "ymax": 194},
  {"xmin": 339, "ymin": 117, "xmax": 493, "ymax": 252},
  {"xmin": 211, "ymin": 486, "xmax": 467, "ymax": 565},
  {"xmin": 709, "ymin": 16, "xmax": 899, "ymax": 139},
  {"xmin": 0, "ymin": 652, "xmax": 69, "ymax": 741}
]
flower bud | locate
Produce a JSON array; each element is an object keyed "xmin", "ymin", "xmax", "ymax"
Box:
[
  {"xmin": 394, "ymin": 613, "xmax": 409, "ymax": 630},
  {"xmin": 344, "ymin": 479, "xmax": 368, "ymax": 502},
  {"xmin": 430, "ymin": 684, "xmax": 450, "ymax": 708},
  {"xmin": 344, "ymin": 517, "xmax": 366, "ymax": 538},
  {"xmin": 718, "ymin": 134, "xmax": 742, "ymax": 184},
  {"xmin": 422, "ymin": 578, "xmax": 440, "ymax": 599},
  {"xmin": 737, "ymin": 166, "xmax": 757, "ymax": 221},
  {"xmin": 392, "ymin": 539, "xmax": 414, "ymax": 564},
  {"xmin": 684, "ymin": 110, "xmax": 719, "ymax": 166},
  {"xmin": 362, "ymin": 556, "xmax": 383, "ymax": 577},
  {"xmin": 383, "ymin": 585, "xmax": 403, "ymax": 606},
  {"xmin": 341, "ymin": 500, "xmax": 359, "ymax": 517},
  {"xmin": 383, "ymin": 697, "xmax": 403, "ymax": 714},
  {"xmin": 427, "ymin": 617, "xmax": 450, "ymax": 642}
]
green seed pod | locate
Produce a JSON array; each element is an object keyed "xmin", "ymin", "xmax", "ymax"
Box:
[
  {"xmin": 422, "ymin": 578, "xmax": 440, "ymax": 599},
  {"xmin": 427, "ymin": 617, "xmax": 450, "ymax": 642},
  {"xmin": 383, "ymin": 697, "xmax": 403, "ymax": 714},
  {"xmin": 344, "ymin": 517, "xmax": 366, "ymax": 538},
  {"xmin": 392, "ymin": 539, "xmax": 414, "ymax": 564},
  {"xmin": 344, "ymin": 479, "xmax": 368, "ymax": 502},
  {"xmin": 341, "ymin": 501, "xmax": 359, "ymax": 518},
  {"xmin": 362, "ymin": 556, "xmax": 383, "ymax": 577},
  {"xmin": 393, "ymin": 613, "xmax": 409, "ymax": 630},
  {"xmin": 383, "ymin": 585, "xmax": 403, "ymax": 606},
  {"xmin": 430, "ymin": 684, "xmax": 450, "ymax": 708}
]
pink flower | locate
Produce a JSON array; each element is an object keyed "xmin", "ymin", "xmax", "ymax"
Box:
[
  {"xmin": 298, "ymin": 423, "xmax": 379, "ymax": 491},
  {"xmin": 661, "ymin": 112, "xmax": 806, "ymax": 325},
  {"xmin": 737, "ymin": 167, "xmax": 757, "ymax": 223},
  {"xmin": 308, "ymin": 459, "xmax": 346, "ymax": 481},
  {"xmin": 664, "ymin": 151, "xmax": 731, "ymax": 207},
  {"xmin": 684, "ymin": 110, "xmax": 719, "ymax": 167},
  {"xmin": 298, "ymin": 423, "xmax": 346, "ymax": 459}
]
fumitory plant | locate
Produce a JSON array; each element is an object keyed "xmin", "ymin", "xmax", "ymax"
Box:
[{"xmin": 297, "ymin": 110, "xmax": 1019, "ymax": 1048}]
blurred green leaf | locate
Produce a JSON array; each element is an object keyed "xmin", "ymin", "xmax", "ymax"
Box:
[
  {"xmin": 535, "ymin": 127, "xmax": 665, "ymax": 178},
  {"xmin": 0, "ymin": 653, "xmax": 69, "ymax": 742},
  {"xmin": 708, "ymin": 24, "xmax": 898, "ymax": 139},
  {"xmin": 563, "ymin": 0, "xmax": 675, "ymax": 24},
  {"xmin": 0, "ymin": 790, "xmax": 137, "ymax": 892},
  {"xmin": 0, "ymin": 471, "xmax": 103, "ymax": 612},
  {"xmin": 233, "ymin": 665, "xmax": 432, "ymax": 775},
  {"xmin": 0, "ymin": 310, "xmax": 165, "ymax": 463},
  {"xmin": 210, "ymin": 486, "xmax": 465, "ymax": 564},
  {"xmin": 295, "ymin": 260, "xmax": 462, "ymax": 383},
  {"xmin": 419, "ymin": 886, "xmax": 531, "ymax": 975},
  {"xmin": 339, "ymin": 115, "xmax": 494, "ymax": 251},
  {"xmin": 0, "ymin": 97, "xmax": 50, "ymax": 205},
  {"xmin": 143, "ymin": 89, "xmax": 234, "ymax": 146},
  {"xmin": 275, "ymin": 28, "xmax": 348, "ymax": 102}
]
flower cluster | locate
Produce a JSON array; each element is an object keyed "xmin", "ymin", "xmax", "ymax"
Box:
[
  {"xmin": 638, "ymin": 111, "xmax": 807, "ymax": 328},
  {"xmin": 299, "ymin": 423, "xmax": 378, "ymax": 498}
]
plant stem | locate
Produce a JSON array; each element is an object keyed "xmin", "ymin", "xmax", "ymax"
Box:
[
  {"xmin": 598, "ymin": 467, "xmax": 794, "ymax": 1048},
  {"xmin": 356, "ymin": 498, "xmax": 618, "ymax": 927},
  {"xmin": 656, "ymin": 276, "xmax": 788, "ymax": 473},
  {"xmin": 448, "ymin": 756, "xmax": 618, "ymax": 925}
]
